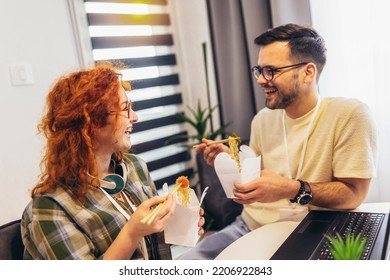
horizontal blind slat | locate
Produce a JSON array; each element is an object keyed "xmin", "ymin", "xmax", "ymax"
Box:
[
  {"xmin": 130, "ymin": 74, "xmax": 179, "ymax": 89},
  {"xmin": 131, "ymin": 132, "xmax": 187, "ymax": 154},
  {"xmin": 91, "ymin": 35, "xmax": 173, "ymax": 48},
  {"xmin": 115, "ymin": 54, "xmax": 176, "ymax": 68},
  {"xmin": 133, "ymin": 93, "xmax": 181, "ymax": 110},
  {"xmin": 87, "ymin": 13, "xmax": 170, "ymax": 26},
  {"xmin": 147, "ymin": 151, "xmax": 190, "ymax": 171},
  {"xmin": 134, "ymin": 114, "xmax": 183, "ymax": 132}
]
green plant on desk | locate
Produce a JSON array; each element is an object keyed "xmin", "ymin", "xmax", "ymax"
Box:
[{"xmin": 326, "ymin": 232, "xmax": 367, "ymax": 260}]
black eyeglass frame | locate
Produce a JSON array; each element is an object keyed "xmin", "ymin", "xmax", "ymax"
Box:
[
  {"xmin": 109, "ymin": 100, "xmax": 133, "ymax": 119},
  {"xmin": 251, "ymin": 62, "xmax": 308, "ymax": 81}
]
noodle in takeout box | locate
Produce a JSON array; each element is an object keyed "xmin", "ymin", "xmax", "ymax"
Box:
[
  {"xmin": 214, "ymin": 136, "xmax": 261, "ymax": 199},
  {"xmin": 164, "ymin": 176, "xmax": 208, "ymax": 247}
]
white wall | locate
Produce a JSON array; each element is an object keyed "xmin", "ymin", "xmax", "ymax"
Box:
[{"xmin": 0, "ymin": 0, "xmax": 80, "ymax": 225}]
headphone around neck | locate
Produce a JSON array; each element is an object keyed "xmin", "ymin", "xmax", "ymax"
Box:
[{"xmin": 100, "ymin": 162, "xmax": 129, "ymax": 194}]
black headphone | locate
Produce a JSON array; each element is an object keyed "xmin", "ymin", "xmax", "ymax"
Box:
[{"xmin": 100, "ymin": 162, "xmax": 129, "ymax": 194}]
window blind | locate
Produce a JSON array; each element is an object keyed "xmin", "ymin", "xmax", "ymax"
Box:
[{"xmin": 84, "ymin": 0, "xmax": 193, "ymax": 189}]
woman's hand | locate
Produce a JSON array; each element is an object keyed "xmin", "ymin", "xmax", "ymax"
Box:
[
  {"xmin": 126, "ymin": 194, "xmax": 176, "ymax": 238},
  {"xmin": 103, "ymin": 195, "xmax": 176, "ymax": 260},
  {"xmin": 197, "ymin": 208, "xmax": 205, "ymax": 236}
]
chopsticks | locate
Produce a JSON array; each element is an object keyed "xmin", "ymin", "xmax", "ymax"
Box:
[
  {"xmin": 141, "ymin": 183, "xmax": 182, "ymax": 224},
  {"xmin": 192, "ymin": 137, "xmax": 240, "ymax": 149}
]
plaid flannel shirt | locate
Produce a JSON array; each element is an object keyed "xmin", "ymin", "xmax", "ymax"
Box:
[{"xmin": 21, "ymin": 154, "xmax": 172, "ymax": 260}]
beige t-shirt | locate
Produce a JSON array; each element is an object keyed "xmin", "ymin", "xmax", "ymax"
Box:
[{"xmin": 241, "ymin": 97, "xmax": 377, "ymax": 230}]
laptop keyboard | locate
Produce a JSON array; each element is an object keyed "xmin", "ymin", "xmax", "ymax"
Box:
[{"xmin": 313, "ymin": 212, "xmax": 385, "ymax": 260}]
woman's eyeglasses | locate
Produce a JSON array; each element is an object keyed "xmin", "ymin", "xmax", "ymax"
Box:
[
  {"xmin": 251, "ymin": 62, "xmax": 308, "ymax": 81},
  {"xmin": 109, "ymin": 101, "xmax": 133, "ymax": 119}
]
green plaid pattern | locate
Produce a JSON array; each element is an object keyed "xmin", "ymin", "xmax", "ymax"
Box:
[{"xmin": 21, "ymin": 154, "xmax": 172, "ymax": 260}]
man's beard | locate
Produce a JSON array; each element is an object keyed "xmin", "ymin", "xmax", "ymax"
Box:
[{"xmin": 265, "ymin": 78, "xmax": 299, "ymax": 110}]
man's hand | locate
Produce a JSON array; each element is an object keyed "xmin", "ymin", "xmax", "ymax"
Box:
[
  {"xmin": 232, "ymin": 169, "xmax": 298, "ymax": 204},
  {"xmin": 194, "ymin": 138, "xmax": 229, "ymax": 166}
]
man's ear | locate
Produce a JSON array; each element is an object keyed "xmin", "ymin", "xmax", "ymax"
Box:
[{"xmin": 303, "ymin": 63, "xmax": 317, "ymax": 83}]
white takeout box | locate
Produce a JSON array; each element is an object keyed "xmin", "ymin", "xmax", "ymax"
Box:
[
  {"xmin": 164, "ymin": 188, "xmax": 208, "ymax": 247},
  {"xmin": 214, "ymin": 145, "xmax": 261, "ymax": 198}
]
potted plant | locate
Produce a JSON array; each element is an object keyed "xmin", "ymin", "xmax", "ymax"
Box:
[
  {"xmin": 326, "ymin": 232, "xmax": 367, "ymax": 260},
  {"xmin": 173, "ymin": 99, "xmax": 230, "ymax": 148}
]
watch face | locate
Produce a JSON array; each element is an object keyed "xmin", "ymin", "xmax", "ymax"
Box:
[{"xmin": 298, "ymin": 193, "xmax": 312, "ymax": 205}]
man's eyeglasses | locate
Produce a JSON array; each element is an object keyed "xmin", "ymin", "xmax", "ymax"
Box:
[
  {"xmin": 251, "ymin": 62, "xmax": 308, "ymax": 81},
  {"xmin": 109, "ymin": 101, "xmax": 133, "ymax": 119}
]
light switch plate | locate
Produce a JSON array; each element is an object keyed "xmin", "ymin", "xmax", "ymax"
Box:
[{"xmin": 9, "ymin": 63, "xmax": 35, "ymax": 86}]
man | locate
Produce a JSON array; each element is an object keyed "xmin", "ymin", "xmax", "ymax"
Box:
[{"xmin": 179, "ymin": 23, "xmax": 377, "ymax": 260}]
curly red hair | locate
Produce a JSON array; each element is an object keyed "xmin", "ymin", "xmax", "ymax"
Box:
[{"xmin": 32, "ymin": 62, "xmax": 131, "ymax": 199}]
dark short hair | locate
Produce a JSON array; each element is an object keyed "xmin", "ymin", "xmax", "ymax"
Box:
[{"xmin": 254, "ymin": 23, "xmax": 327, "ymax": 76}]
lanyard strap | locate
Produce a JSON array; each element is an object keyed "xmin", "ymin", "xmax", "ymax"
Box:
[
  {"xmin": 119, "ymin": 191, "xmax": 137, "ymax": 212},
  {"xmin": 100, "ymin": 187, "xmax": 149, "ymax": 260},
  {"xmin": 282, "ymin": 97, "xmax": 321, "ymax": 180}
]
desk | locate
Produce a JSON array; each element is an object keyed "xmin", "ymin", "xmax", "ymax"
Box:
[
  {"xmin": 215, "ymin": 202, "xmax": 390, "ymax": 260},
  {"xmin": 215, "ymin": 221, "xmax": 299, "ymax": 260}
]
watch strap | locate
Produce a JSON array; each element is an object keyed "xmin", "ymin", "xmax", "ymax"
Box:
[
  {"xmin": 290, "ymin": 179, "xmax": 305, "ymax": 203},
  {"xmin": 290, "ymin": 179, "xmax": 312, "ymax": 204}
]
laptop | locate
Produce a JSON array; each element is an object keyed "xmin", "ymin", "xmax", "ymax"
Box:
[{"xmin": 271, "ymin": 209, "xmax": 390, "ymax": 260}]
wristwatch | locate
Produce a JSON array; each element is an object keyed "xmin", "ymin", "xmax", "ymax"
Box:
[{"xmin": 290, "ymin": 179, "xmax": 312, "ymax": 205}]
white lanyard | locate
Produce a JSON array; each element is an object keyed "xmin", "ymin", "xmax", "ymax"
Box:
[
  {"xmin": 100, "ymin": 187, "xmax": 149, "ymax": 260},
  {"xmin": 282, "ymin": 97, "xmax": 321, "ymax": 180}
]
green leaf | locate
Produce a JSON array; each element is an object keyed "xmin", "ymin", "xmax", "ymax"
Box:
[
  {"xmin": 172, "ymin": 99, "xmax": 231, "ymax": 144},
  {"xmin": 326, "ymin": 232, "xmax": 366, "ymax": 260}
]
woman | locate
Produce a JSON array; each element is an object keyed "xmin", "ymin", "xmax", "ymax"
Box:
[{"xmin": 21, "ymin": 63, "xmax": 204, "ymax": 259}]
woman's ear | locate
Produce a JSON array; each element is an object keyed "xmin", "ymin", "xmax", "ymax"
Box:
[{"xmin": 303, "ymin": 63, "xmax": 317, "ymax": 83}]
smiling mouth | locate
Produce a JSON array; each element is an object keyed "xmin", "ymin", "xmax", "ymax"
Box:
[
  {"xmin": 264, "ymin": 88, "xmax": 277, "ymax": 95},
  {"xmin": 125, "ymin": 127, "xmax": 133, "ymax": 135}
]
